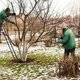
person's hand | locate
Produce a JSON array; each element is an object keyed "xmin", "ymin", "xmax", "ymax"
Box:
[{"xmin": 13, "ymin": 13, "xmax": 16, "ymax": 15}]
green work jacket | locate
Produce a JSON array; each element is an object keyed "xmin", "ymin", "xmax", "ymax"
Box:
[
  {"xmin": 0, "ymin": 9, "xmax": 13, "ymax": 25},
  {"xmin": 58, "ymin": 28, "xmax": 76, "ymax": 50}
]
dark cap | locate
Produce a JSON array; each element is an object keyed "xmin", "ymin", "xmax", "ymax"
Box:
[{"xmin": 6, "ymin": 8, "xmax": 10, "ymax": 12}]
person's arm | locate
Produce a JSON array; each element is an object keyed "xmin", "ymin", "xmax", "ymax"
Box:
[
  {"xmin": 4, "ymin": 16, "xmax": 13, "ymax": 23},
  {"xmin": 58, "ymin": 34, "xmax": 69, "ymax": 44}
]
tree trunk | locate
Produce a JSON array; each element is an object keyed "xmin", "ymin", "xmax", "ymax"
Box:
[
  {"xmin": 18, "ymin": 41, "xmax": 29, "ymax": 62},
  {"xmin": 18, "ymin": 41, "xmax": 22, "ymax": 59},
  {"xmin": 22, "ymin": 41, "xmax": 28, "ymax": 62}
]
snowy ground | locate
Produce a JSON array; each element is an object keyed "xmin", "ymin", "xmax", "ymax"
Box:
[{"xmin": 0, "ymin": 41, "xmax": 80, "ymax": 80}]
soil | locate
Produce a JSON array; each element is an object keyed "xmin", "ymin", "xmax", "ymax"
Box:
[{"xmin": 10, "ymin": 58, "xmax": 37, "ymax": 63}]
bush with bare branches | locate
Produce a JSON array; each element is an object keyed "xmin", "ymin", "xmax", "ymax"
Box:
[{"xmin": 59, "ymin": 56, "xmax": 80, "ymax": 77}]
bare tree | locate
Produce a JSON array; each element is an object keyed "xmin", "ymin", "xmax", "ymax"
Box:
[{"xmin": 2, "ymin": 0, "xmax": 51, "ymax": 61}]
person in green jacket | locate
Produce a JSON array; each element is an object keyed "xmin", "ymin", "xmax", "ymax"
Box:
[
  {"xmin": 58, "ymin": 22, "xmax": 76, "ymax": 59},
  {"xmin": 0, "ymin": 7, "xmax": 15, "ymax": 43}
]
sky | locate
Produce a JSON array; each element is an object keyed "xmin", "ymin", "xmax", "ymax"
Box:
[
  {"xmin": 0, "ymin": 0, "xmax": 80, "ymax": 17},
  {"xmin": 52, "ymin": 0, "xmax": 80, "ymax": 17},
  {"xmin": 0, "ymin": 0, "xmax": 7, "ymax": 11}
]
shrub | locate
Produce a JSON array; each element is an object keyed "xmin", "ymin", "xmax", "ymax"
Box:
[{"xmin": 59, "ymin": 56, "xmax": 80, "ymax": 77}]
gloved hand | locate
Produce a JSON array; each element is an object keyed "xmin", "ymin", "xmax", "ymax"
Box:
[
  {"xmin": 60, "ymin": 36, "xmax": 63, "ymax": 39},
  {"xmin": 12, "ymin": 13, "xmax": 16, "ymax": 15}
]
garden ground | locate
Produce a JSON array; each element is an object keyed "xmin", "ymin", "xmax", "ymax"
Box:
[{"xmin": 0, "ymin": 41, "xmax": 80, "ymax": 80}]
